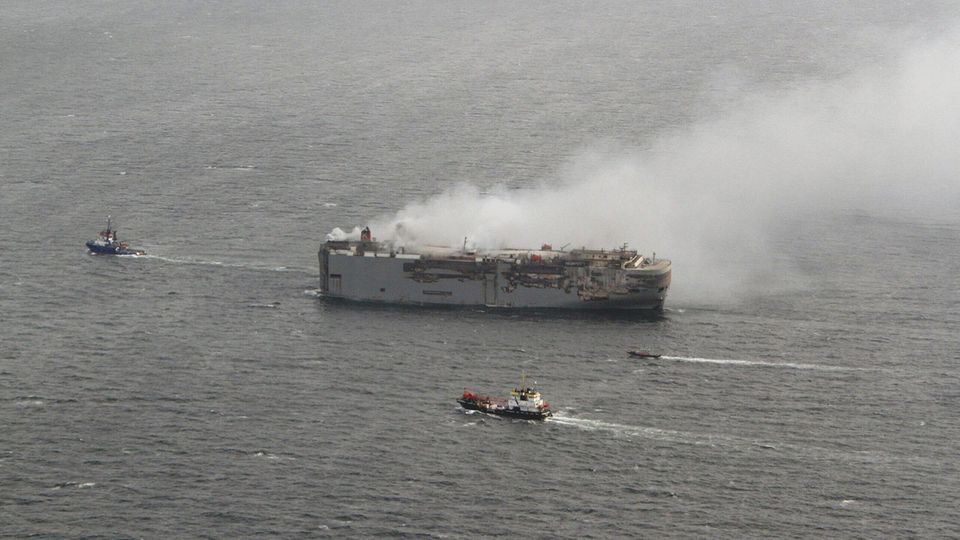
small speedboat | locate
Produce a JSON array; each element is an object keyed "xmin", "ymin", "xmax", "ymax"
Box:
[
  {"xmin": 458, "ymin": 373, "xmax": 552, "ymax": 420},
  {"xmin": 86, "ymin": 216, "xmax": 146, "ymax": 256},
  {"xmin": 628, "ymin": 350, "xmax": 662, "ymax": 359}
]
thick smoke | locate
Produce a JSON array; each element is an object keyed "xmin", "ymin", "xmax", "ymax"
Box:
[{"xmin": 360, "ymin": 29, "xmax": 960, "ymax": 304}]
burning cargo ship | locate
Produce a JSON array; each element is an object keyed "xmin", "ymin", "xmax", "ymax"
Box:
[{"xmin": 318, "ymin": 228, "xmax": 671, "ymax": 310}]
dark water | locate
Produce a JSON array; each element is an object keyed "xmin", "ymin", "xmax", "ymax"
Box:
[{"xmin": 3, "ymin": 2, "xmax": 959, "ymax": 538}]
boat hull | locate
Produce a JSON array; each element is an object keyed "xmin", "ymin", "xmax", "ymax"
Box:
[
  {"xmin": 86, "ymin": 241, "xmax": 145, "ymax": 256},
  {"xmin": 458, "ymin": 398, "xmax": 552, "ymax": 420},
  {"xmin": 319, "ymin": 247, "xmax": 670, "ymax": 310}
]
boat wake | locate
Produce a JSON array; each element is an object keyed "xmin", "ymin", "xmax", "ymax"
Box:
[
  {"xmin": 658, "ymin": 355, "xmax": 865, "ymax": 371},
  {"xmin": 548, "ymin": 413, "xmax": 918, "ymax": 465},
  {"xmin": 549, "ymin": 414, "xmax": 727, "ymax": 446},
  {"xmin": 143, "ymin": 254, "xmax": 311, "ymax": 274}
]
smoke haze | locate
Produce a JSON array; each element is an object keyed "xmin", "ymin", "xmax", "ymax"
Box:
[{"xmin": 360, "ymin": 28, "xmax": 960, "ymax": 304}]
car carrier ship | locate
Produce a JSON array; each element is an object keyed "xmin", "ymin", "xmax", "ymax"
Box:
[{"xmin": 318, "ymin": 227, "xmax": 671, "ymax": 310}]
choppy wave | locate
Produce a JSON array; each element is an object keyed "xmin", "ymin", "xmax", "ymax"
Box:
[
  {"xmin": 246, "ymin": 302, "xmax": 281, "ymax": 309},
  {"xmin": 14, "ymin": 399, "xmax": 45, "ymax": 408},
  {"xmin": 51, "ymin": 482, "xmax": 96, "ymax": 490}
]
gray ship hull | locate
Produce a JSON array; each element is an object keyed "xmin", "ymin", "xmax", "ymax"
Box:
[{"xmin": 319, "ymin": 241, "xmax": 670, "ymax": 310}]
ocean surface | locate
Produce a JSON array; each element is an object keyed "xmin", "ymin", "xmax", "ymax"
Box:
[{"xmin": 2, "ymin": 1, "xmax": 959, "ymax": 538}]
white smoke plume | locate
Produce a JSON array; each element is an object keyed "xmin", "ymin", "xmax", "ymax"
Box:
[{"xmin": 360, "ymin": 29, "xmax": 960, "ymax": 304}]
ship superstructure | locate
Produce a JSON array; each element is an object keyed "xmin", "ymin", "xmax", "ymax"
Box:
[{"xmin": 318, "ymin": 228, "xmax": 671, "ymax": 310}]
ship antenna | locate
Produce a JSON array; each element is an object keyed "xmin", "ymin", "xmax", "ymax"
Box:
[{"xmin": 463, "ymin": 236, "xmax": 467, "ymax": 253}]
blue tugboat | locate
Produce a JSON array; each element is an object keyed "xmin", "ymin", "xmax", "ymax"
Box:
[{"xmin": 85, "ymin": 216, "xmax": 146, "ymax": 256}]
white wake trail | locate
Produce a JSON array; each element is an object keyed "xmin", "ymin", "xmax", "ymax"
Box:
[
  {"xmin": 659, "ymin": 355, "xmax": 865, "ymax": 371},
  {"xmin": 548, "ymin": 414, "xmax": 699, "ymax": 444},
  {"xmin": 549, "ymin": 413, "xmax": 920, "ymax": 465},
  {"xmin": 143, "ymin": 254, "xmax": 311, "ymax": 274}
]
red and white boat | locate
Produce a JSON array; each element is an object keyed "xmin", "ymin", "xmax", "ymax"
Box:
[{"xmin": 458, "ymin": 374, "xmax": 552, "ymax": 420}]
